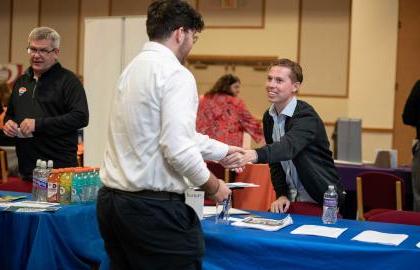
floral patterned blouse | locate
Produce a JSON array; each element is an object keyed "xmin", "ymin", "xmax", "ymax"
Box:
[{"xmin": 196, "ymin": 94, "xmax": 263, "ymax": 147}]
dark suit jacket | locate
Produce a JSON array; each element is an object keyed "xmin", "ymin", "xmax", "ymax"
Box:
[{"xmin": 255, "ymin": 100, "xmax": 345, "ymax": 207}]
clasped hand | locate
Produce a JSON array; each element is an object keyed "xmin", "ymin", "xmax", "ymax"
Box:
[
  {"xmin": 3, "ymin": 119, "xmax": 35, "ymax": 137},
  {"xmin": 219, "ymin": 146, "xmax": 258, "ymax": 173}
]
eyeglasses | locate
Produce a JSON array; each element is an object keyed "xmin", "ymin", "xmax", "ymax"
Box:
[
  {"xmin": 192, "ymin": 35, "xmax": 199, "ymax": 44},
  {"xmin": 27, "ymin": 47, "xmax": 56, "ymax": 56},
  {"xmin": 180, "ymin": 28, "xmax": 199, "ymax": 44}
]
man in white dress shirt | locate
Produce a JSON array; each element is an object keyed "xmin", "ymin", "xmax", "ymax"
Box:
[{"xmin": 96, "ymin": 1, "xmax": 237, "ymax": 269}]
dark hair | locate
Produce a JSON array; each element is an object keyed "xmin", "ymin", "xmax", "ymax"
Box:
[
  {"xmin": 269, "ymin": 58, "xmax": 303, "ymax": 83},
  {"xmin": 147, "ymin": 0, "xmax": 204, "ymax": 41},
  {"xmin": 206, "ymin": 74, "xmax": 240, "ymax": 96}
]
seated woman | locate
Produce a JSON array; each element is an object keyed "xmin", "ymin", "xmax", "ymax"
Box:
[{"xmin": 196, "ymin": 74, "xmax": 263, "ymax": 147}]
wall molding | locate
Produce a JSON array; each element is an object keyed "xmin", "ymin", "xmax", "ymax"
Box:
[
  {"xmin": 324, "ymin": 121, "xmax": 393, "ymax": 133},
  {"xmin": 187, "ymin": 54, "xmax": 277, "ymax": 70}
]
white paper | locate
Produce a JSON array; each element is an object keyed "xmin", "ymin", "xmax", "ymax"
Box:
[
  {"xmin": 351, "ymin": 230, "xmax": 408, "ymax": 246},
  {"xmin": 226, "ymin": 182, "xmax": 259, "ymax": 188},
  {"xmin": 10, "ymin": 200, "xmax": 60, "ymax": 208},
  {"xmin": 416, "ymin": 242, "xmax": 420, "ymax": 248},
  {"xmin": 203, "ymin": 206, "xmax": 249, "ymax": 217},
  {"xmin": 290, "ymin": 225, "xmax": 348, "ymax": 238},
  {"xmin": 0, "ymin": 202, "xmax": 12, "ymax": 208},
  {"xmin": 334, "ymin": 159, "xmax": 363, "ymax": 166},
  {"xmin": 231, "ymin": 215, "xmax": 293, "ymax": 232}
]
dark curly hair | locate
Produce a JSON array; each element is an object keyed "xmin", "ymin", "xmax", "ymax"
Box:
[
  {"xmin": 205, "ymin": 74, "xmax": 240, "ymax": 97},
  {"xmin": 147, "ymin": 0, "xmax": 204, "ymax": 41}
]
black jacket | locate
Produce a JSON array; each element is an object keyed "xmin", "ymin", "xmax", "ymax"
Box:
[
  {"xmin": 5, "ymin": 63, "xmax": 89, "ymax": 176},
  {"xmin": 402, "ymin": 80, "xmax": 420, "ymax": 139},
  {"xmin": 255, "ymin": 100, "xmax": 345, "ymax": 207}
]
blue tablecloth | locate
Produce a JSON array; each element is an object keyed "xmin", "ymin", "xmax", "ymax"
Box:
[
  {"xmin": 2, "ymin": 191, "xmax": 419, "ymax": 270},
  {"xmin": 202, "ymin": 212, "xmax": 420, "ymax": 270},
  {"xmin": 0, "ymin": 191, "xmax": 109, "ymax": 270}
]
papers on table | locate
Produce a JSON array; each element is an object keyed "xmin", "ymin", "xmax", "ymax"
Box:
[
  {"xmin": 204, "ymin": 206, "xmax": 249, "ymax": 217},
  {"xmin": 351, "ymin": 230, "xmax": 408, "ymax": 246},
  {"xmin": 0, "ymin": 195, "xmax": 27, "ymax": 202},
  {"xmin": 231, "ymin": 214, "xmax": 293, "ymax": 231},
  {"xmin": 10, "ymin": 201, "xmax": 60, "ymax": 208},
  {"xmin": 290, "ymin": 225, "xmax": 348, "ymax": 238},
  {"xmin": 226, "ymin": 182, "xmax": 259, "ymax": 189},
  {"xmin": 0, "ymin": 200, "xmax": 61, "ymax": 212}
]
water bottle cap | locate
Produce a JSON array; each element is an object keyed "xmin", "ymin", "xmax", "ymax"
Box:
[
  {"xmin": 328, "ymin": 185, "xmax": 334, "ymax": 189},
  {"xmin": 36, "ymin": 159, "xmax": 42, "ymax": 166},
  {"xmin": 40, "ymin": 161, "xmax": 47, "ymax": 168},
  {"xmin": 47, "ymin": 160, "xmax": 53, "ymax": 168}
]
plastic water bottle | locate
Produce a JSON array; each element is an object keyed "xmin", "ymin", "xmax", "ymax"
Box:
[
  {"xmin": 322, "ymin": 185, "xmax": 338, "ymax": 224},
  {"xmin": 47, "ymin": 160, "xmax": 53, "ymax": 173},
  {"xmin": 32, "ymin": 159, "xmax": 42, "ymax": 201},
  {"xmin": 37, "ymin": 161, "xmax": 48, "ymax": 202}
]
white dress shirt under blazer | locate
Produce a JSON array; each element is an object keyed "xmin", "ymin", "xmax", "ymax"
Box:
[{"xmin": 100, "ymin": 42, "xmax": 228, "ymax": 193}]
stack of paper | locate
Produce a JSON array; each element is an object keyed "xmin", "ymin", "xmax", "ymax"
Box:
[
  {"xmin": 1, "ymin": 200, "xmax": 61, "ymax": 213},
  {"xmin": 290, "ymin": 225, "xmax": 348, "ymax": 238},
  {"xmin": 231, "ymin": 214, "xmax": 293, "ymax": 231}
]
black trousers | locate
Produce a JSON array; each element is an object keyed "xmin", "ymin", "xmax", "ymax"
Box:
[{"xmin": 96, "ymin": 187, "xmax": 204, "ymax": 270}]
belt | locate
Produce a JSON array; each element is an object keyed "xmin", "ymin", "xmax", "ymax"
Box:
[{"xmin": 104, "ymin": 186, "xmax": 185, "ymax": 201}]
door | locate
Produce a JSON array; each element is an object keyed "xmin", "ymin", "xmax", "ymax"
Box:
[{"xmin": 393, "ymin": 0, "xmax": 420, "ymax": 165}]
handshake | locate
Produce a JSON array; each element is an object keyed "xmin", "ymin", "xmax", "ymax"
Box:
[
  {"xmin": 219, "ymin": 146, "xmax": 258, "ymax": 173},
  {"xmin": 202, "ymin": 146, "xmax": 258, "ymax": 204}
]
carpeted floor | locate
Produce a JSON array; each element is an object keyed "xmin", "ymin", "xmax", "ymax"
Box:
[{"xmin": 0, "ymin": 176, "xmax": 32, "ymax": 193}]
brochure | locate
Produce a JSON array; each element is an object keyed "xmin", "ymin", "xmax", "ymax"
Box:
[
  {"xmin": 231, "ymin": 214, "xmax": 293, "ymax": 231},
  {"xmin": 0, "ymin": 195, "xmax": 27, "ymax": 202}
]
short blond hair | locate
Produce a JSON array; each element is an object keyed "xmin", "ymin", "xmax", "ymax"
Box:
[
  {"xmin": 269, "ymin": 58, "xmax": 303, "ymax": 83},
  {"xmin": 28, "ymin": 27, "xmax": 61, "ymax": 49}
]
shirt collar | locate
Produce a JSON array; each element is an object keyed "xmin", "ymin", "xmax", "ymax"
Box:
[
  {"xmin": 142, "ymin": 41, "xmax": 180, "ymax": 64},
  {"xmin": 269, "ymin": 97, "xmax": 297, "ymax": 118}
]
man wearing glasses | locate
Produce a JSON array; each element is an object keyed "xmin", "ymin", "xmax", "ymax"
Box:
[{"xmin": 3, "ymin": 27, "xmax": 89, "ymax": 181}]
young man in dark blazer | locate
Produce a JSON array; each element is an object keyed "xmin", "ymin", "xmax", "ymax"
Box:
[
  {"xmin": 223, "ymin": 59, "xmax": 345, "ymax": 213},
  {"xmin": 402, "ymin": 80, "xmax": 420, "ymax": 211}
]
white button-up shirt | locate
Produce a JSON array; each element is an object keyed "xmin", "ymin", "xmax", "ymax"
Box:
[{"xmin": 100, "ymin": 41, "xmax": 228, "ymax": 193}]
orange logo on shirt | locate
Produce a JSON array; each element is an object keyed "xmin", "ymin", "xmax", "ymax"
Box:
[{"xmin": 18, "ymin": 87, "xmax": 27, "ymax": 96}]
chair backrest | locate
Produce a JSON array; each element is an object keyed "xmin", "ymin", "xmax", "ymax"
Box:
[
  {"xmin": 288, "ymin": 202, "xmax": 323, "ymax": 216},
  {"xmin": 366, "ymin": 210, "xmax": 420, "ymax": 226},
  {"xmin": 206, "ymin": 161, "xmax": 229, "ymax": 182},
  {"xmin": 204, "ymin": 161, "xmax": 229, "ymax": 207},
  {"xmin": 0, "ymin": 148, "xmax": 8, "ymax": 183},
  {"xmin": 356, "ymin": 172, "xmax": 404, "ymax": 220}
]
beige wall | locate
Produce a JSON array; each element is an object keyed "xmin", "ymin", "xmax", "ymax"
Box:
[{"xmin": 0, "ymin": 0, "xmax": 399, "ymax": 162}]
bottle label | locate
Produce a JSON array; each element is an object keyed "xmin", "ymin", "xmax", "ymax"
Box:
[
  {"xmin": 324, "ymin": 198, "xmax": 337, "ymax": 207},
  {"xmin": 47, "ymin": 183, "xmax": 59, "ymax": 202},
  {"xmin": 39, "ymin": 178, "xmax": 48, "ymax": 190}
]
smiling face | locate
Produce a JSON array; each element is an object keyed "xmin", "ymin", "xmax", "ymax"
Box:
[
  {"xmin": 28, "ymin": 39, "xmax": 59, "ymax": 77},
  {"xmin": 265, "ymin": 65, "xmax": 300, "ymax": 112}
]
